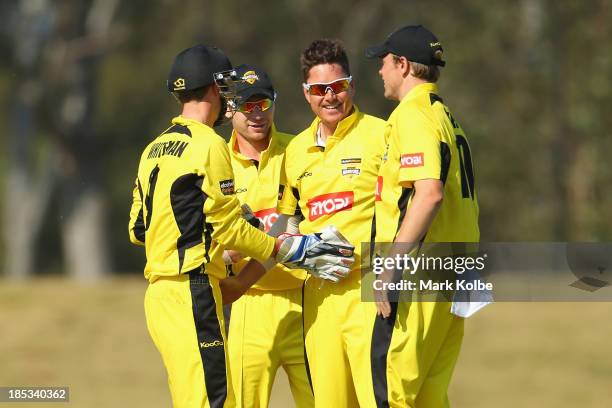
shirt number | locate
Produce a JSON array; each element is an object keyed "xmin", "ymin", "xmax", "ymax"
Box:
[{"xmin": 144, "ymin": 165, "xmax": 160, "ymax": 229}]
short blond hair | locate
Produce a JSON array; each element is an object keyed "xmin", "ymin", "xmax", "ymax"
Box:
[{"xmin": 393, "ymin": 53, "xmax": 441, "ymax": 82}]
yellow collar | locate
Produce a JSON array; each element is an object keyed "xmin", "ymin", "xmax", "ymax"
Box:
[
  {"xmin": 171, "ymin": 115, "xmax": 213, "ymax": 130},
  {"xmin": 306, "ymin": 105, "xmax": 362, "ymax": 148},
  {"xmin": 229, "ymin": 123, "xmax": 278, "ymax": 163},
  {"xmin": 400, "ymin": 82, "xmax": 439, "ymax": 104}
]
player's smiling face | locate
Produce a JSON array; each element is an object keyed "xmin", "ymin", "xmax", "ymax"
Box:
[
  {"xmin": 232, "ymin": 94, "xmax": 274, "ymax": 144},
  {"xmin": 303, "ymin": 63, "xmax": 355, "ymax": 130},
  {"xmin": 379, "ymin": 53, "xmax": 403, "ymax": 101}
]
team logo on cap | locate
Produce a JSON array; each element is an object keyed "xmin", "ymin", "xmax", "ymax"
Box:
[
  {"xmin": 430, "ymin": 42, "xmax": 441, "ymax": 48},
  {"xmin": 173, "ymin": 78, "xmax": 186, "ymax": 90},
  {"xmin": 242, "ymin": 71, "xmax": 259, "ymax": 85}
]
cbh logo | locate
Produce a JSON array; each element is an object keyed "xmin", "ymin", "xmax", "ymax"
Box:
[
  {"xmin": 254, "ymin": 207, "xmax": 279, "ymax": 232},
  {"xmin": 307, "ymin": 192, "xmax": 354, "ymax": 221},
  {"xmin": 400, "ymin": 153, "xmax": 424, "ymax": 168}
]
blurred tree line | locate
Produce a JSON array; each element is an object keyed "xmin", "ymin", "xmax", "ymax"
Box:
[{"xmin": 0, "ymin": 0, "xmax": 610, "ymax": 278}]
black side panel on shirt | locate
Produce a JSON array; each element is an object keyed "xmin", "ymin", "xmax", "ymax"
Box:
[
  {"xmin": 163, "ymin": 124, "xmax": 192, "ymax": 137},
  {"xmin": 203, "ymin": 217, "xmax": 213, "ymax": 265},
  {"xmin": 292, "ymin": 187, "xmax": 303, "ymax": 218},
  {"xmin": 278, "ymin": 184, "xmax": 285, "ymax": 201},
  {"xmin": 170, "ymin": 174, "xmax": 206, "ymax": 272},
  {"xmin": 188, "ymin": 271, "xmax": 227, "ymax": 408},
  {"xmin": 395, "ymin": 187, "xmax": 413, "ymax": 235}
]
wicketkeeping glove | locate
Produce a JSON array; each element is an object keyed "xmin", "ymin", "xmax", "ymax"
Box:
[{"xmin": 275, "ymin": 226, "xmax": 355, "ymax": 282}]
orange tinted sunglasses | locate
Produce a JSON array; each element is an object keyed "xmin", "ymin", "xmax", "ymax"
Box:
[
  {"xmin": 302, "ymin": 76, "xmax": 352, "ymax": 96},
  {"xmin": 236, "ymin": 98, "xmax": 274, "ymax": 113}
]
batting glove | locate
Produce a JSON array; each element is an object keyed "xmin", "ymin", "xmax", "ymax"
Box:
[{"xmin": 275, "ymin": 226, "xmax": 355, "ymax": 282}]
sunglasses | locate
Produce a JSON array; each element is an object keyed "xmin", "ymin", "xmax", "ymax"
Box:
[
  {"xmin": 236, "ymin": 98, "xmax": 274, "ymax": 113},
  {"xmin": 302, "ymin": 76, "xmax": 352, "ymax": 96}
]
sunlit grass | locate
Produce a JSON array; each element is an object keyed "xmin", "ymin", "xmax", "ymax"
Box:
[{"xmin": 1, "ymin": 278, "xmax": 610, "ymax": 407}]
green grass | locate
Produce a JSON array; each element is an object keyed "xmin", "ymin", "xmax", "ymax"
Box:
[{"xmin": 0, "ymin": 278, "xmax": 610, "ymax": 407}]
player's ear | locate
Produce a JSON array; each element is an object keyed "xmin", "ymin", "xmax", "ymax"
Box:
[{"xmin": 402, "ymin": 58, "xmax": 412, "ymax": 78}]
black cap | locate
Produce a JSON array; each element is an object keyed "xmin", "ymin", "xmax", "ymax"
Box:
[
  {"xmin": 365, "ymin": 25, "xmax": 446, "ymax": 67},
  {"xmin": 167, "ymin": 45, "xmax": 232, "ymax": 92},
  {"xmin": 233, "ymin": 64, "xmax": 275, "ymax": 101}
]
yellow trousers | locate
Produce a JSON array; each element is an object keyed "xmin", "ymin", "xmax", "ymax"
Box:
[
  {"xmin": 303, "ymin": 276, "xmax": 378, "ymax": 407},
  {"xmin": 144, "ymin": 271, "xmax": 235, "ymax": 408},
  {"xmin": 228, "ymin": 287, "xmax": 313, "ymax": 408},
  {"xmin": 371, "ymin": 300, "xmax": 464, "ymax": 408}
]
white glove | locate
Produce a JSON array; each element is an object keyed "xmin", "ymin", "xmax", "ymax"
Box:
[{"xmin": 276, "ymin": 226, "xmax": 355, "ymax": 282}]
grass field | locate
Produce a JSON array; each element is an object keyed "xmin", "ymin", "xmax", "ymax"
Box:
[{"xmin": 1, "ymin": 277, "xmax": 611, "ymax": 407}]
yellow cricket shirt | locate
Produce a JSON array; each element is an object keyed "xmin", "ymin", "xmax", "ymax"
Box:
[
  {"xmin": 375, "ymin": 83, "xmax": 479, "ymax": 243},
  {"xmin": 278, "ymin": 106, "xmax": 387, "ymax": 278},
  {"xmin": 129, "ymin": 116, "xmax": 276, "ymax": 282},
  {"xmin": 228, "ymin": 125, "xmax": 306, "ymax": 290}
]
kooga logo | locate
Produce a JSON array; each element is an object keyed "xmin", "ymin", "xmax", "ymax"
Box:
[
  {"xmin": 200, "ymin": 340, "xmax": 223, "ymax": 348},
  {"xmin": 307, "ymin": 191, "xmax": 354, "ymax": 221}
]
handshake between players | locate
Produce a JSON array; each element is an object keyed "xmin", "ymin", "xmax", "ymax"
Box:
[{"xmin": 276, "ymin": 226, "xmax": 354, "ymax": 282}]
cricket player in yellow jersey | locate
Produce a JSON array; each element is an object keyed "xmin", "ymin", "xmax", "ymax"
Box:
[
  {"xmin": 366, "ymin": 25, "xmax": 480, "ymax": 407},
  {"xmin": 278, "ymin": 39, "xmax": 387, "ymax": 407},
  {"xmin": 223, "ymin": 64, "xmax": 313, "ymax": 408},
  {"xmin": 128, "ymin": 45, "xmax": 354, "ymax": 408}
]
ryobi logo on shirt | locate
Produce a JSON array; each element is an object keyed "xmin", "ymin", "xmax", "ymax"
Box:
[
  {"xmin": 400, "ymin": 153, "xmax": 424, "ymax": 168},
  {"xmin": 307, "ymin": 191, "xmax": 354, "ymax": 221},
  {"xmin": 253, "ymin": 207, "xmax": 279, "ymax": 232}
]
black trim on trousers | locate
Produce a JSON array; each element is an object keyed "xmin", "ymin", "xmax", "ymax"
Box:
[
  {"xmin": 371, "ymin": 301, "xmax": 399, "ymax": 408},
  {"xmin": 189, "ymin": 270, "xmax": 227, "ymax": 408},
  {"xmin": 301, "ymin": 281, "xmax": 314, "ymax": 394},
  {"xmin": 369, "ymin": 212, "xmax": 377, "ymax": 267}
]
